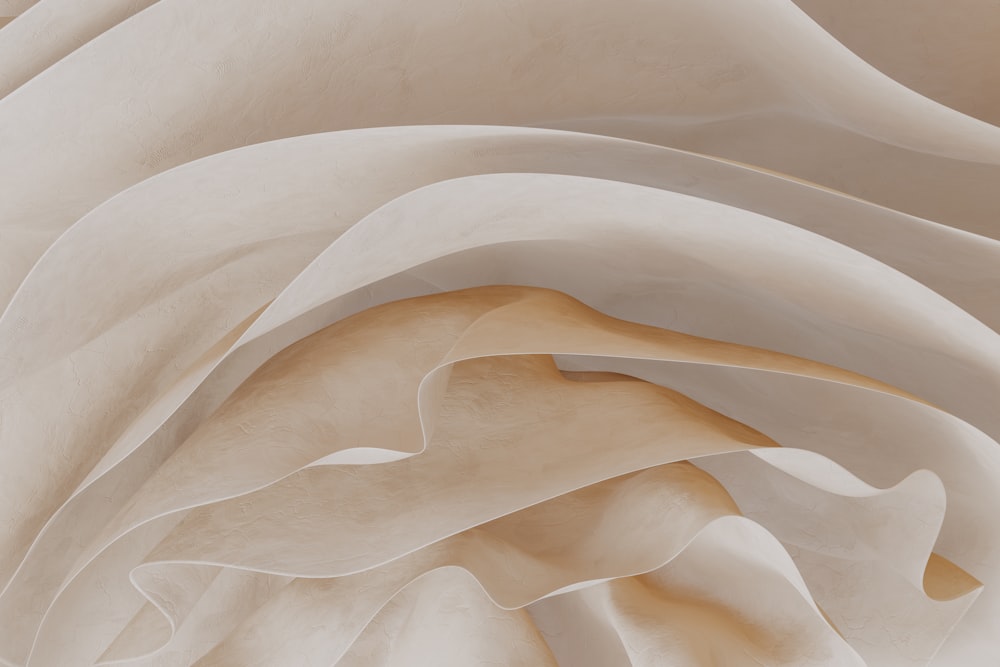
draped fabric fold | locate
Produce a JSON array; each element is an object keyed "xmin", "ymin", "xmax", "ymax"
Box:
[{"xmin": 2, "ymin": 0, "xmax": 999, "ymax": 665}]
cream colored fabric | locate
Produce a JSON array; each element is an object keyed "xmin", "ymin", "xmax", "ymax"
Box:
[{"xmin": 1, "ymin": 1, "xmax": 999, "ymax": 665}]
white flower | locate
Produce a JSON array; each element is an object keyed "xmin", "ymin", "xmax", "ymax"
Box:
[{"xmin": 1, "ymin": 1, "xmax": 999, "ymax": 665}]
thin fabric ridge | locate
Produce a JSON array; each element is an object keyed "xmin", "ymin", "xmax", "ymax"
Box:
[{"xmin": 0, "ymin": 0, "xmax": 999, "ymax": 665}]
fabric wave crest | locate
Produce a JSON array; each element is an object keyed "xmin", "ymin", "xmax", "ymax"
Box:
[{"xmin": 1, "ymin": 0, "xmax": 999, "ymax": 665}]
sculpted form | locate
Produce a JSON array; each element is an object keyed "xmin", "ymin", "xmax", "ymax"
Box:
[{"xmin": 1, "ymin": 0, "xmax": 999, "ymax": 665}]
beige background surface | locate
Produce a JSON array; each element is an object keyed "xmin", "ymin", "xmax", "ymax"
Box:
[{"xmin": 1, "ymin": 1, "xmax": 999, "ymax": 665}]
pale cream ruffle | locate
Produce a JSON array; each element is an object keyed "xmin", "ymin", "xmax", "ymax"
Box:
[{"xmin": 1, "ymin": 1, "xmax": 999, "ymax": 665}]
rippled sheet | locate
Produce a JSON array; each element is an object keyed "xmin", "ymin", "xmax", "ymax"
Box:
[{"xmin": 1, "ymin": 0, "xmax": 999, "ymax": 665}]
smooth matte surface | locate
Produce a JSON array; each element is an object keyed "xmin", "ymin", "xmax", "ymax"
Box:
[{"xmin": 2, "ymin": 1, "xmax": 999, "ymax": 665}]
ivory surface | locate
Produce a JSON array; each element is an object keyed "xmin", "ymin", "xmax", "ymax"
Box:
[{"xmin": 1, "ymin": 1, "xmax": 999, "ymax": 665}]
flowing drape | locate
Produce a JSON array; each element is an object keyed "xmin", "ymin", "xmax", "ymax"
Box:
[{"xmin": 2, "ymin": 1, "xmax": 999, "ymax": 665}]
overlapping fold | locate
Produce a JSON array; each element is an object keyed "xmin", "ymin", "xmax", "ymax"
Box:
[{"xmin": 3, "ymin": 0, "xmax": 1000, "ymax": 665}]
